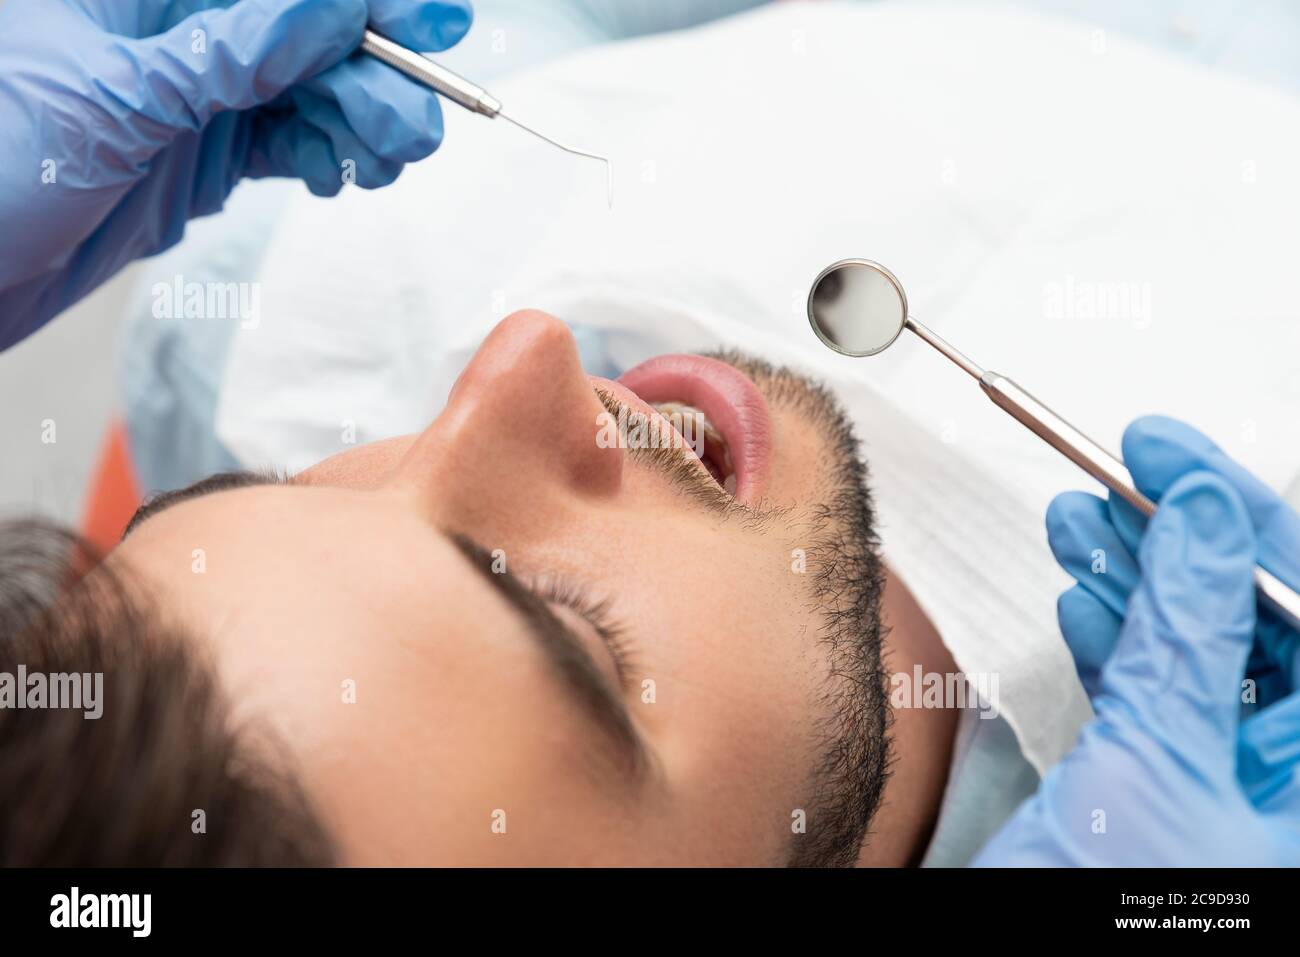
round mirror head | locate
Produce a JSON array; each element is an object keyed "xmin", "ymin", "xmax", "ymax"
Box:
[{"xmin": 807, "ymin": 259, "xmax": 909, "ymax": 357}]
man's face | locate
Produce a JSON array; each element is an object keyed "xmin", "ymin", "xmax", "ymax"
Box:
[{"xmin": 113, "ymin": 311, "xmax": 889, "ymax": 865}]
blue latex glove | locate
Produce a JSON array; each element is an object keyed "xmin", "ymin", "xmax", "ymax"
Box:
[
  {"xmin": 0, "ymin": 0, "xmax": 472, "ymax": 349},
  {"xmin": 1049, "ymin": 416, "xmax": 1300, "ymax": 706},
  {"xmin": 974, "ymin": 418, "xmax": 1300, "ymax": 865}
]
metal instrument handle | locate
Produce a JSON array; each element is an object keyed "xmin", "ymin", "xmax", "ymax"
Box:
[
  {"xmin": 361, "ymin": 29, "xmax": 502, "ymax": 117},
  {"xmin": 981, "ymin": 371, "xmax": 1300, "ymax": 633}
]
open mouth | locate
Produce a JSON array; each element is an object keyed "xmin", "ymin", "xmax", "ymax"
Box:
[
  {"xmin": 610, "ymin": 354, "xmax": 773, "ymax": 503},
  {"xmin": 646, "ymin": 400, "xmax": 736, "ymax": 492}
]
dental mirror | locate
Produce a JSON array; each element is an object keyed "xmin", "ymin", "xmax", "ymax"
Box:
[
  {"xmin": 805, "ymin": 255, "xmax": 1300, "ymax": 634},
  {"xmin": 807, "ymin": 259, "xmax": 908, "ymax": 357}
]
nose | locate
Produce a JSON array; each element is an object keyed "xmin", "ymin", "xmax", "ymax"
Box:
[{"xmin": 395, "ymin": 311, "xmax": 625, "ymax": 521}]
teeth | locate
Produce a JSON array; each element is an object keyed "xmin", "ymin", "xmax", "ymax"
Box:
[
  {"xmin": 651, "ymin": 401, "xmax": 722, "ymax": 456},
  {"xmin": 652, "ymin": 402, "xmax": 719, "ymax": 443},
  {"xmin": 651, "ymin": 400, "xmax": 736, "ymax": 493}
]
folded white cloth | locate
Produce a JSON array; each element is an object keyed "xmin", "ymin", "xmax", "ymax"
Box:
[{"xmin": 219, "ymin": 1, "xmax": 1300, "ymax": 776}]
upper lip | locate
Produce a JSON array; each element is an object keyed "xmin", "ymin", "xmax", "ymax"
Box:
[{"xmin": 606, "ymin": 354, "xmax": 773, "ymax": 504}]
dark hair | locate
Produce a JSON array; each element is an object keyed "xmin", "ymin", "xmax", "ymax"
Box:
[{"xmin": 0, "ymin": 519, "xmax": 337, "ymax": 866}]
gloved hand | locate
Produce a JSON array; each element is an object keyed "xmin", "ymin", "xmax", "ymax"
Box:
[
  {"xmin": 0, "ymin": 0, "xmax": 472, "ymax": 349},
  {"xmin": 1049, "ymin": 416, "xmax": 1300, "ymax": 708},
  {"xmin": 974, "ymin": 417, "xmax": 1300, "ymax": 865}
]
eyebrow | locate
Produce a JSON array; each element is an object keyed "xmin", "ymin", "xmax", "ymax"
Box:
[
  {"xmin": 122, "ymin": 470, "xmax": 287, "ymax": 539},
  {"xmin": 449, "ymin": 534, "xmax": 647, "ymax": 780}
]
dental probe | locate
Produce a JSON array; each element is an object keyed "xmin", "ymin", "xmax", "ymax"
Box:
[
  {"xmin": 807, "ymin": 258, "xmax": 1300, "ymax": 634},
  {"xmin": 359, "ymin": 29, "xmax": 613, "ymax": 207}
]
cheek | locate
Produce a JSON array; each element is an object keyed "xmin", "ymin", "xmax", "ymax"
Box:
[
  {"xmin": 763, "ymin": 409, "xmax": 830, "ymax": 509},
  {"xmin": 636, "ymin": 573, "xmax": 819, "ymax": 864},
  {"xmin": 297, "ymin": 435, "xmax": 416, "ymax": 489},
  {"xmin": 645, "ymin": 561, "xmax": 817, "ymax": 758}
]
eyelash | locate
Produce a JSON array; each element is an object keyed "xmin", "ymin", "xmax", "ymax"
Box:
[{"xmin": 533, "ymin": 579, "xmax": 636, "ymax": 686}]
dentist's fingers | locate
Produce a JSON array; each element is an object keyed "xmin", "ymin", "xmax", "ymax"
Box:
[
  {"xmin": 1120, "ymin": 416, "xmax": 1300, "ymax": 589},
  {"xmin": 245, "ymin": 111, "xmax": 345, "ymax": 196},
  {"xmin": 302, "ymin": 55, "xmax": 444, "ymax": 164},
  {"xmin": 1116, "ymin": 416, "xmax": 1300, "ymax": 684},
  {"xmin": 127, "ymin": 0, "xmax": 368, "ymax": 135},
  {"xmin": 1056, "ymin": 585, "xmax": 1122, "ymax": 697},
  {"xmin": 1046, "ymin": 491, "xmax": 1140, "ymax": 618},
  {"xmin": 1238, "ymin": 689, "xmax": 1300, "ymax": 814},
  {"xmin": 367, "ymin": 0, "xmax": 474, "ymax": 52},
  {"xmin": 1105, "ymin": 493, "xmax": 1148, "ymax": 561},
  {"xmin": 1049, "ymin": 490, "xmax": 1290, "ymax": 706},
  {"xmin": 294, "ymin": 0, "xmax": 476, "ymax": 167},
  {"xmin": 1096, "ymin": 472, "xmax": 1257, "ymax": 772},
  {"xmin": 287, "ymin": 88, "xmax": 405, "ymax": 189}
]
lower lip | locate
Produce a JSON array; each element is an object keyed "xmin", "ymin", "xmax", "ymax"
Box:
[{"xmin": 616, "ymin": 354, "xmax": 773, "ymax": 503}]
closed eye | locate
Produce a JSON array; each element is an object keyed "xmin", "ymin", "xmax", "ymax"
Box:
[
  {"xmin": 529, "ymin": 579, "xmax": 635, "ymax": 690},
  {"xmin": 449, "ymin": 534, "xmax": 648, "ymax": 779}
]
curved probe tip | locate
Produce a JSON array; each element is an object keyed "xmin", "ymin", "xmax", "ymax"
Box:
[{"xmin": 499, "ymin": 112, "xmax": 613, "ymax": 210}]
